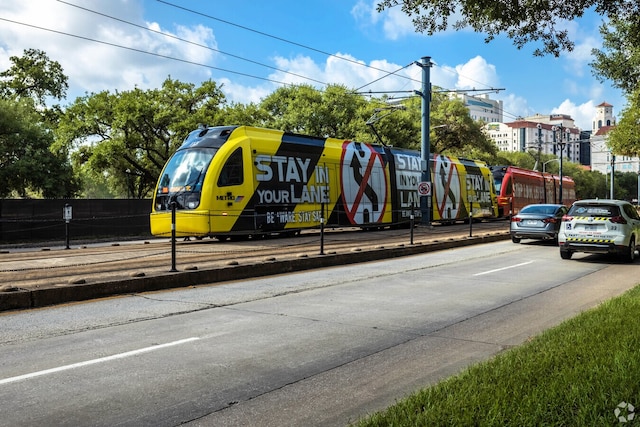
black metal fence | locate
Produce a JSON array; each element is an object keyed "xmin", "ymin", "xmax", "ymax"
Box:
[{"xmin": 0, "ymin": 199, "xmax": 152, "ymax": 243}]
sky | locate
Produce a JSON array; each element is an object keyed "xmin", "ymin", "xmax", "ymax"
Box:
[{"xmin": 0, "ymin": 0, "xmax": 626, "ymax": 132}]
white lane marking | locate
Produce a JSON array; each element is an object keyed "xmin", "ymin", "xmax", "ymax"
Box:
[
  {"xmin": 0, "ymin": 337, "xmax": 200, "ymax": 386},
  {"xmin": 473, "ymin": 261, "xmax": 534, "ymax": 276}
]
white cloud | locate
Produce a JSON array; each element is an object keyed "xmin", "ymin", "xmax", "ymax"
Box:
[
  {"xmin": 350, "ymin": 0, "xmax": 416, "ymax": 40},
  {"xmin": 501, "ymin": 93, "xmax": 534, "ymax": 121},
  {"xmin": 351, "ymin": 0, "xmax": 381, "ymax": 25},
  {"xmin": 238, "ymin": 53, "xmax": 423, "ymax": 103},
  {"xmin": 453, "ymin": 56, "xmax": 499, "ymax": 89},
  {"xmin": 217, "ymin": 77, "xmax": 272, "ymax": 105},
  {"xmin": 564, "ymin": 35, "xmax": 600, "ymax": 78},
  {"xmin": 0, "ymin": 0, "xmax": 216, "ymax": 101},
  {"xmin": 551, "ymin": 99, "xmax": 595, "ymax": 130}
]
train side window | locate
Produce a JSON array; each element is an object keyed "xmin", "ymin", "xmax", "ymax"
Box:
[
  {"xmin": 218, "ymin": 148, "xmax": 243, "ymax": 187},
  {"xmin": 505, "ymin": 177, "xmax": 513, "ymax": 195}
]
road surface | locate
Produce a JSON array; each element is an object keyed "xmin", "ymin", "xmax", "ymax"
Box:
[{"xmin": 0, "ymin": 240, "xmax": 636, "ymax": 426}]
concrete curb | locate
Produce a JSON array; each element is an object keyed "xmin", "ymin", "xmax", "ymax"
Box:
[{"xmin": 1, "ymin": 232, "xmax": 509, "ymax": 312}]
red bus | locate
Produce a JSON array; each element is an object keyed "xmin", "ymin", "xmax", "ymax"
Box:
[{"xmin": 490, "ymin": 166, "xmax": 576, "ymax": 217}]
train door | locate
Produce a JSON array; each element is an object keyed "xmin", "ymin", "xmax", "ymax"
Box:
[{"xmin": 210, "ymin": 146, "xmax": 249, "ymax": 234}]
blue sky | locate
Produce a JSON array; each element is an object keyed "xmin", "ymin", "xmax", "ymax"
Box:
[{"xmin": 0, "ymin": 0, "xmax": 625, "ymax": 131}]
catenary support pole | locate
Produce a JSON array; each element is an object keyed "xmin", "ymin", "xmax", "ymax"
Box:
[{"xmin": 417, "ymin": 56, "xmax": 433, "ymax": 225}]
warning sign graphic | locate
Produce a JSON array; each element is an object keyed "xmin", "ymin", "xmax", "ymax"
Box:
[
  {"xmin": 434, "ymin": 154, "xmax": 461, "ymax": 219},
  {"xmin": 340, "ymin": 141, "xmax": 388, "ymax": 224}
]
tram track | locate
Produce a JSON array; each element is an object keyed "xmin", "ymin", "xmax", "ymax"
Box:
[{"xmin": 1, "ymin": 221, "xmax": 509, "ymax": 292}]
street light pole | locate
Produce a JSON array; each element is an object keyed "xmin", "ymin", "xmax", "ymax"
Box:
[
  {"xmin": 610, "ymin": 154, "xmax": 616, "ymax": 199},
  {"xmin": 536, "ymin": 123, "xmax": 542, "ymax": 171}
]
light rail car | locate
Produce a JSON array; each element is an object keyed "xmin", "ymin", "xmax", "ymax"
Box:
[
  {"xmin": 491, "ymin": 165, "xmax": 576, "ymax": 217},
  {"xmin": 150, "ymin": 125, "xmax": 498, "ymax": 239}
]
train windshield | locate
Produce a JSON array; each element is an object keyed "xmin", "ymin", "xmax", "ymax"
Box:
[
  {"xmin": 492, "ymin": 171, "xmax": 505, "ymax": 193},
  {"xmin": 157, "ymin": 148, "xmax": 216, "ymax": 195}
]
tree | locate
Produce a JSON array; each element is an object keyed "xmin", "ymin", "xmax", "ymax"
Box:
[
  {"xmin": 0, "ymin": 98, "xmax": 77, "ymax": 198},
  {"xmin": 0, "ymin": 49, "xmax": 78, "ymax": 198},
  {"xmin": 258, "ymin": 84, "xmax": 494, "ymax": 156},
  {"xmin": 591, "ymin": 16, "xmax": 640, "ymax": 94},
  {"xmin": 0, "ymin": 48, "xmax": 68, "ymax": 108},
  {"xmin": 429, "ymin": 92, "xmax": 496, "ymax": 156},
  {"xmin": 56, "ymin": 78, "xmax": 226, "ymax": 198},
  {"xmin": 606, "ymin": 89, "xmax": 640, "ymax": 156},
  {"xmin": 260, "ymin": 84, "xmax": 370, "ymax": 138},
  {"xmin": 376, "ymin": 0, "xmax": 638, "ymax": 57},
  {"xmin": 220, "ymin": 102, "xmax": 271, "ymax": 128}
]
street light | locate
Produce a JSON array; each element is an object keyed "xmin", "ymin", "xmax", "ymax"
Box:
[
  {"xmin": 551, "ymin": 125, "xmax": 569, "ymax": 204},
  {"xmin": 535, "ymin": 123, "xmax": 542, "ymax": 171}
]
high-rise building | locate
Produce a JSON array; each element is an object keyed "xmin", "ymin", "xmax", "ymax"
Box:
[
  {"xmin": 453, "ymin": 93, "xmax": 503, "ymax": 123},
  {"xmin": 483, "ymin": 114, "xmax": 581, "ymax": 164}
]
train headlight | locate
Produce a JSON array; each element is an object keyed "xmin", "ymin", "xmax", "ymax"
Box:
[{"xmin": 183, "ymin": 192, "xmax": 201, "ymax": 209}]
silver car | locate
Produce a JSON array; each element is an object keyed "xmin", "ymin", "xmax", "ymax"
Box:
[
  {"xmin": 510, "ymin": 204, "xmax": 568, "ymax": 243},
  {"xmin": 558, "ymin": 199, "xmax": 640, "ymax": 262}
]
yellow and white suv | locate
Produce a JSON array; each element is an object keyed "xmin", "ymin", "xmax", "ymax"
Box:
[{"xmin": 558, "ymin": 199, "xmax": 640, "ymax": 262}]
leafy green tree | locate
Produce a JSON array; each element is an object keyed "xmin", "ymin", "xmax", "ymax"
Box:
[
  {"xmin": 358, "ymin": 97, "xmax": 420, "ymax": 148},
  {"xmin": 258, "ymin": 84, "xmax": 494, "ymax": 157},
  {"xmin": 613, "ymin": 171, "xmax": 638, "ymax": 201},
  {"xmin": 591, "ymin": 16, "xmax": 640, "ymax": 94},
  {"xmin": 56, "ymin": 78, "xmax": 227, "ymax": 198},
  {"xmin": 260, "ymin": 84, "xmax": 369, "ymax": 138},
  {"xmin": 606, "ymin": 89, "xmax": 640, "ymax": 156},
  {"xmin": 376, "ymin": 0, "xmax": 636, "ymax": 57},
  {"xmin": 430, "ymin": 93, "xmax": 497, "ymax": 156},
  {"xmin": 0, "ymin": 48, "xmax": 68, "ymax": 107},
  {"xmin": 0, "ymin": 49, "xmax": 77, "ymax": 198},
  {"xmin": 591, "ymin": 18, "xmax": 640, "ymax": 157},
  {"xmin": 0, "ymin": 98, "xmax": 77, "ymax": 197},
  {"xmin": 220, "ymin": 102, "xmax": 271, "ymax": 128}
]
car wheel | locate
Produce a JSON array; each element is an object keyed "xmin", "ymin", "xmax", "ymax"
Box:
[
  {"xmin": 624, "ymin": 238, "xmax": 636, "ymax": 263},
  {"xmin": 560, "ymin": 249, "xmax": 572, "ymax": 260},
  {"xmin": 511, "ymin": 236, "xmax": 521, "ymax": 243}
]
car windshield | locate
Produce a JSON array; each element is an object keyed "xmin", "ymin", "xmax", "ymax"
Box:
[
  {"xmin": 157, "ymin": 148, "xmax": 216, "ymax": 194},
  {"xmin": 568, "ymin": 204, "xmax": 620, "ymax": 217},
  {"xmin": 520, "ymin": 205, "xmax": 558, "ymax": 215}
]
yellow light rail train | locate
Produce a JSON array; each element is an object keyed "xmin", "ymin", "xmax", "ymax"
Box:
[{"xmin": 150, "ymin": 125, "xmax": 498, "ymax": 240}]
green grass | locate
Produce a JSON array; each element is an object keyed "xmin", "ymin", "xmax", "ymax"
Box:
[{"xmin": 355, "ymin": 286, "xmax": 640, "ymax": 426}]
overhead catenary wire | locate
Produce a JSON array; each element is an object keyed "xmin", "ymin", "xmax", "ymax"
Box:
[
  {"xmin": 156, "ymin": 0, "xmax": 423, "ymax": 87},
  {"xmin": 0, "ymin": 17, "xmax": 296, "ymax": 87},
  {"xmin": 56, "ymin": 0, "xmax": 329, "ymax": 87},
  {"xmin": 10, "ymin": 0, "xmax": 515, "ymax": 118}
]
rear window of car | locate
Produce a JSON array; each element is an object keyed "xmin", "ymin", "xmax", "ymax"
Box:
[
  {"xmin": 520, "ymin": 205, "xmax": 558, "ymax": 215},
  {"xmin": 568, "ymin": 204, "xmax": 620, "ymax": 217}
]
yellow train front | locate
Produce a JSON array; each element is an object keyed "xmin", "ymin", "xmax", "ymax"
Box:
[{"xmin": 150, "ymin": 125, "xmax": 498, "ymax": 239}]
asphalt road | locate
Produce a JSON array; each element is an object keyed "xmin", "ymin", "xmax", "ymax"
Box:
[{"xmin": 0, "ymin": 240, "xmax": 637, "ymax": 426}]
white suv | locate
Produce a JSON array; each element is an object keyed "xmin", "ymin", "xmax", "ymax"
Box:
[{"xmin": 558, "ymin": 199, "xmax": 640, "ymax": 262}]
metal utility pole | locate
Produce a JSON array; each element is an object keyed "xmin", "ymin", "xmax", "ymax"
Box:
[
  {"xmin": 415, "ymin": 56, "xmax": 433, "ymax": 225},
  {"xmin": 610, "ymin": 154, "xmax": 616, "ymax": 199}
]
